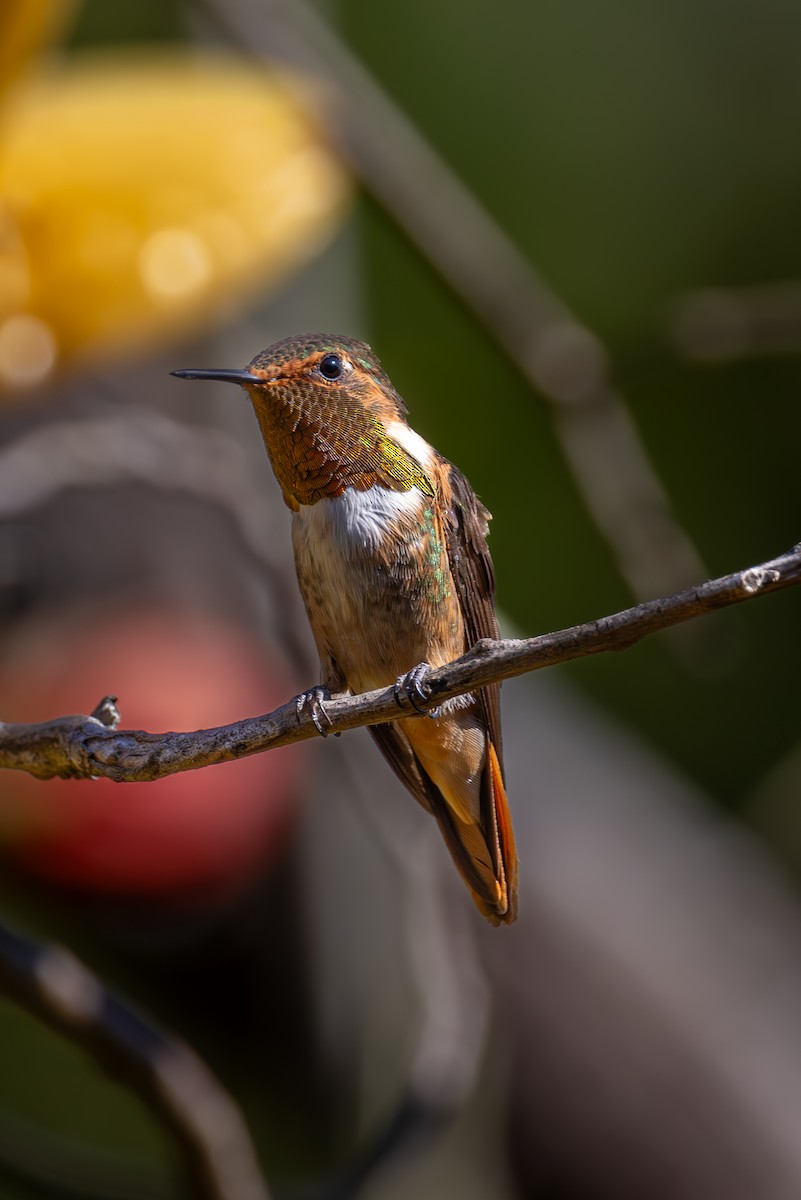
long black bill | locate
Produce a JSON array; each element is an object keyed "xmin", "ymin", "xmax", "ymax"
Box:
[{"xmin": 170, "ymin": 368, "xmax": 263, "ymax": 386}]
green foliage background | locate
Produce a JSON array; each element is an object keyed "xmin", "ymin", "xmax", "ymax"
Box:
[{"xmin": 342, "ymin": 0, "xmax": 801, "ymax": 806}]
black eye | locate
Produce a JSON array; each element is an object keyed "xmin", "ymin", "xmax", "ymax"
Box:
[{"xmin": 318, "ymin": 353, "xmax": 344, "ymax": 380}]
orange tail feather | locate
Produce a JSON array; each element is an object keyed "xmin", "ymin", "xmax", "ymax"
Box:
[
  {"xmin": 423, "ymin": 738, "xmax": 518, "ymax": 926},
  {"xmin": 484, "ymin": 740, "xmax": 518, "ymax": 924}
]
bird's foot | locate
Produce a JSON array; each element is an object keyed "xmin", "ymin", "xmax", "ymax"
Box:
[
  {"xmin": 394, "ymin": 663, "xmax": 441, "ymax": 719},
  {"xmin": 296, "ymin": 685, "xmax": 335, "ymax": 737}
]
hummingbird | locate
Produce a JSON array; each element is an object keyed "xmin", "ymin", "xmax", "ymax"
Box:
[{"xmin": 172, "ymin": 334, "xmax": 518, "ymax": 925}]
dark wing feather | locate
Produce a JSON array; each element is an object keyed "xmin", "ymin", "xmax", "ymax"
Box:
[
  {"xmin": 368, "ymin": 463, "xmax": 502, "ymax": 815},
  {"xmin": 443, "ymin": 462, "xmax": 504, "ymax": 767}
]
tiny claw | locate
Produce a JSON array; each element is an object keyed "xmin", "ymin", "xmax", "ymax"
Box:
[
  {"xmin": 297, "ymin": 685, "xmax": 334, "ymax": 737},
  {"xmin": 394, "ymin": 663, "xmax": 441, "ymax": 719}
]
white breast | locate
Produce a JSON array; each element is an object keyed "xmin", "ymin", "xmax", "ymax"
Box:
[{"xmin": 294, "ymin": 483, "xmax": 428, "ymax": 555}]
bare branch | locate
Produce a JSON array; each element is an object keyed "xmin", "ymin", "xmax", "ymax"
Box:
[
  {"xmin": 0, "ymin": 544, "xmax": 798, "ymax": 785},
  {"xmin": 0, "ymin": 923, "xmax": 271, "ymax": 1200}
]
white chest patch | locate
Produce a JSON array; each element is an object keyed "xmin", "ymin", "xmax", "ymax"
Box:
[{"xmin": 294, "ymin": 484, "xmax": 429, "ymax": 555}]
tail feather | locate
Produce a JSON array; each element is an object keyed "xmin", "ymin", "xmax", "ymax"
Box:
[
  {"xmin": 485, "ymin": 741, "xmax": 518, "ymax": 923},
  {"xmin": 420, "ymin": 736, "xmax": 518, "ymax": 926}
]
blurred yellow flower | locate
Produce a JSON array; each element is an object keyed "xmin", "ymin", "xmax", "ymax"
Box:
[{"xmin": 0, "ymin": 52, "xmax": 351, "ymax": 389}]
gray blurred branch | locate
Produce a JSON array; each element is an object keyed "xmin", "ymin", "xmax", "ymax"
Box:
[
  {"xmin": 0, "ymin": 923, "xmax": 271, "ymax": 1200},
  {"xmin": 0, "ymin": 542, "xmax": 797, "ymax": 784},
  {"xmin": 672, "ymin": 280, "xmax": 801, "ymax": 361},
  {"xmin": 196, "ymin": 0, "xmax": 708, "ymax": 602}
]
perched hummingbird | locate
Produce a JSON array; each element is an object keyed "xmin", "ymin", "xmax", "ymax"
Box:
[{"xmin": 173, "ymin": 334, "xmax": 518, "ymax": 924}]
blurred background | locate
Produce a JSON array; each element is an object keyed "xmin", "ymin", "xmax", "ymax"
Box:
[{"xmin": 0, "ymin": 0, "xmax": 800, "ymax": 1197}]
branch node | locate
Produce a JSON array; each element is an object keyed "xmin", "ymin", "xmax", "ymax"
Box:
[
  {"xmin": 471, "ymin": 638, "xmax": 499, "ymax": 658},
  {"xmin": 35, "ymin": 947, "xmax": 104, "ymax": 1023},
  {"xmin": 741, "ymin": 566, "xmax": 782, "ymax": 594},
  {"xmin": 91, "ymin": 695, "xmax": 120, "ymax": 729}
]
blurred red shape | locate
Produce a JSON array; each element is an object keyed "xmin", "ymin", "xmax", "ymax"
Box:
[{"xmin": 0, "ymin": 607, "xmax": 308, "ymax": 898}]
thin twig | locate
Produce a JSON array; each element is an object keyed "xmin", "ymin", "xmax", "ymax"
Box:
[
  {"xmin": 0, "ymin": 924, "xmax": 271, "ymax": 1200},
  {"xmin": 0, "ymin": 543, "xmax": 797, "ymax": 785},
  {"xmin": 198, "ymin": 0, "xmax": 708, "ymax": 602}
]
